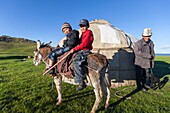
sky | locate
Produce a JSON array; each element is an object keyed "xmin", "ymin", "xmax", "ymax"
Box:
[{"xmin": 0, "ymin": 0, "xmax": 170, "ymax": 53}]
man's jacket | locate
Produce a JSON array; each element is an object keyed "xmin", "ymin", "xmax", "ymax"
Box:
[
  {"xmin": 134, "ymin": 39, "xmax": 155, "ymax": 68},
  {"xmin": 73, "ymin": 30, "xmax": 93, "ymax": 52},
  {"xmin": 63, "ymin": 30, "xmax": 79, "ymax": 48}
]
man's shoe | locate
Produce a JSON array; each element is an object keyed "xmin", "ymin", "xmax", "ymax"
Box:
[
  {"xmin": 76, "ymin": 82, "xmax": 86, "ymax": 91},
  {"xmin": 48, "ymin": 69, "xmax": 55, "ymax": 74},
  {"xmin": 142, "ymin": 88, "xmax": 147, "ymax": 92},
  {"xmin": 144, "ymin": 84, "xmax": 151, "ymax": 89}
]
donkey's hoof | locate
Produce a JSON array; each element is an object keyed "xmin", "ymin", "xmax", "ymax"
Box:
[
  {"xmin": 56, "ymin": 101, "xmax": 62, "ymax": 105},
  {"xmin": 105, "ymin": 104, "xmax": 109, "ymax": 109},
  {"xmin": 90, "ymin": 110, "xmax": 95, "ymax": 113}
]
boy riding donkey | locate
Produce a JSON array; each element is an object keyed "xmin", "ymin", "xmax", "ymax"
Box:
[
  {"xmin": 46, "ymin": 22, "xmax": 79, "ymax": 75},
  {"xmin": 70, "ymin": 19, "xmax": 94, "ymax": 91}
]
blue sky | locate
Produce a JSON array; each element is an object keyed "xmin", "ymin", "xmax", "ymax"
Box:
[{"xmin": 0, "ymin": 0, "xmax": 170, "ymax": 53}]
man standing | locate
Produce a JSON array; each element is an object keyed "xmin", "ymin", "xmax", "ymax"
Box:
[{"xmin": 134, "ymin": 28, "xmax": 155, "ymax": 91}]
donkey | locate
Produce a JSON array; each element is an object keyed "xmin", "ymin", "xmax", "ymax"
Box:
[{"xmin": 33, "ymin": 40, "xmax": 111, "ymax": 113}]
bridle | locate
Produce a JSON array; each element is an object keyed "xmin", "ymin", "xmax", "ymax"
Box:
[
  {"xmin": 35, "ymin": 47, "xmax": 51, "ymax": 66},
  {"xmin": 40, "ymin": 51, "xmax": 49, "ymax": 66}
]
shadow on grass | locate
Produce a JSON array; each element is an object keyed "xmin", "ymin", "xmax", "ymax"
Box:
[
  {"xmin": 154, "ymin": 61, "xmax": 170, "ymax": 78},
  {"xmin": 107, "ymin": 88, "xmax": 140, "ymax": 112},
  {"xmin": 62, "ymin": 90, "xmax": 94, "ymax": 103},
  {"xmin": 152, "ymin": 61, "xmax": 170, "ymax": 89},
  {"xmin": 159, "ymin": 77, "xmax": 169, "ymax": 88},
  {"xmin": 152, "ymin": 76, "xmax": 169, "ymax": 90},
  {"xmin": 0, "ymin": 56, "xmax": 28, "ymax": 60},
  {"xmin": 105, "ymin": 77, "xmax": 169, "ymax": 112}
]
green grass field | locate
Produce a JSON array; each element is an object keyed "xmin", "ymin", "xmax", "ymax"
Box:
[
  {"xmin": 0, "ymin": 54, "xmax": 170, "ymax": 113},
  {"xmin": 0, "ymin": 41, "xmax": 36, "ymax": 57}
]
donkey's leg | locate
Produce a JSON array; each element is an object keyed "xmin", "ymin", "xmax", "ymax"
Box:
[
  {"xmin": 104, "ymin": 87, "xmax": 110, "ymax": 109},
  {"xmin": 54, "ymin": 75, "xmax": 62, "ymax": 105},
  {"xmin": 101, "ymin": 71, "xmax": 111, "ymax": 109},
  {"xmin": 89, "ymin": 73, "xmax": 102, "ymax": 113}
]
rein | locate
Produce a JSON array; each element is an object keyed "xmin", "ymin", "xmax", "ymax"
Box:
[
  {"xmin": 42, "ymin": 54, "xmax": 49, "ymax": 66},
  {"xmin": 37, "ymin": 50, "xmax": 50, "ymax": 66}
]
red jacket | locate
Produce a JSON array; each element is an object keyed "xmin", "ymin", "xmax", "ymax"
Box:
[{"xmin": 73, "ymin": 30, "xmax": 93, "ymax": 52}]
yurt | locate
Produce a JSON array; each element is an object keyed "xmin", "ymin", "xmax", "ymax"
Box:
[{"xmin": 89, "ymin": 19, "xmax": 138, "ymax": 88}]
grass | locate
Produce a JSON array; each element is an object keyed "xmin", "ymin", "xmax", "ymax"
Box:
[
  {"xmin": 0, "ymin": 41, "xmax": 36, "ymax": 56},
  {"xmin": 0, "ymin": 55, "xmax": 170, "ymax": 113}
]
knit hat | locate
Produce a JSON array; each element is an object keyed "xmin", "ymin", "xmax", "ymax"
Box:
[
  {"xmin": 142, "ymin": 28, "xmax": 152, "ymax": 36},
  {"xmin": 61, "ymin": 22, "xmax": 72, "ymax": 31}
]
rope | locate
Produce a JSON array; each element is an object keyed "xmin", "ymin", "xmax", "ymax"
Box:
[
  {"xmin": 43, "ymin": 54, "xmax": 49, "ymax": 62},
  {"xmin": 114, "ymin": 88, "xmax": 132, "ymax": 99},
  {"xmin": 37, "ymin": 50, "xmax": 49, "ymax": 66},
  {"xmin": 42, "ymin": 58, "xmax": 49, "ymax": 67}
]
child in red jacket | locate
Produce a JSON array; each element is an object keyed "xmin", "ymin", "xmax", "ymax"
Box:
[{"xmin": 70, "ymin": 19, "xmax": 94, "ymax": 91}]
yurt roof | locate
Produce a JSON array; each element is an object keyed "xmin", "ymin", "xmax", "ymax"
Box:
[{"xmin": 89, "ymin": 19, "xmax": 138, "ymax": 50}]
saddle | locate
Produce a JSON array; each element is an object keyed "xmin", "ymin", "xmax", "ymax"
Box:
[{"xmin": 56, "ymin": 51, "xmax": 76, "ymax": 78}]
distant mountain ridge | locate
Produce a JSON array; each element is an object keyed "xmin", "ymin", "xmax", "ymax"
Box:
[
  {"xmin": 0, "ymin": 35, "xmax": 36, "ymax": 43},
  {"xmin": 0, "ymin": 35, "xmax": 36, "ymax": 56}
]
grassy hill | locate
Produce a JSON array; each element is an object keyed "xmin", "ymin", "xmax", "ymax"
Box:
[{"xmin": 0, "ymin": 35, "xmax": 36, "ymax": 57}]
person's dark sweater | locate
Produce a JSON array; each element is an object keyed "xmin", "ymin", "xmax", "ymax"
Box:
[{"xmin": 63, "ymin": 30, "xmax": 79, "ymax": 48}]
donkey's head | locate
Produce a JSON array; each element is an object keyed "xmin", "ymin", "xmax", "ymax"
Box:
[{"xmin": 33, "ymin": 40, "xmax": 52, "ymax": 66}]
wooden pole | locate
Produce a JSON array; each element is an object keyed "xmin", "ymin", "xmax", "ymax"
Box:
[{"xmin": 43, "ymin": 51, "xmax": 72, "ymax": 75}]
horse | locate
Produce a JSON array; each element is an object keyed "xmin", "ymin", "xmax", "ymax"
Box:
[{"xmin": 33, "ymin": 40, "xmax": 111, "ymax": 113}]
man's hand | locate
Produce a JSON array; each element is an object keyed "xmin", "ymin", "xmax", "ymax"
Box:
[{"xmin": 70, "ymin": 49, "xmax": 74, "ymax": 54}]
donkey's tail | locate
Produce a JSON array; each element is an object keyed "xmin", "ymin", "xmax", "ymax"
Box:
[{"xmin": 104, "ymin": 62, "xmax": 111, "ymax": 87}]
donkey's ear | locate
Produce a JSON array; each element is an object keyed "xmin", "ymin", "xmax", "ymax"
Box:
[
  {"xmin": 46, "ymin": 41, "xmax": 52, "ymax": 46},
  {"xmin": 37, "ymin": 40, "xmax": 41, "ymax": 50}
]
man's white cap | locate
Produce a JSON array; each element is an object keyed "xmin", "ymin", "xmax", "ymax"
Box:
[{"xmin": 142, "ymin": 28, "xmax": 152, "ymax": 36}]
